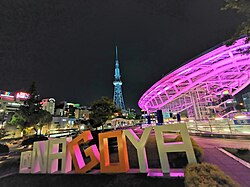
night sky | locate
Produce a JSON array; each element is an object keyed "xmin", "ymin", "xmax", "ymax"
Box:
[{"xmin": 0, "ymin": 0, "xmax": 247, "ymax": 111}]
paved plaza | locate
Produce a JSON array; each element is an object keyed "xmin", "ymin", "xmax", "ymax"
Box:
[
  {"xmin": 190, "ymin": 136, "xmax": 250, "ymax": 187},
  {"xmin": 1, "ymin": 127, "xmax": 250, "ymax": 186},
  {"xmin": 132, "ymin": 127, "xmax": 250, "ymax": 186}
]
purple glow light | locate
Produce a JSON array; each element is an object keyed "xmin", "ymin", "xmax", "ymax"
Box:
[
  {"xmin": 73, "ymin": 144, "xmax": 85, "ymax": 168},
  {"xmin": 138, "ymin": 38, "xmax": 250, "ymax": 118},
  {"xmin": 147, "ymin": 171, "xmax": 164, "ymax": 177},
  {"xmin": 170, "ymin": 172, "xmax": 184, "ymax": 177}
]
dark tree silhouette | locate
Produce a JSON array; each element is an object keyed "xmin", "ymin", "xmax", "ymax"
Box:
[
  {"xmin": 9, "ymin": 82, "xmax": 52, "ymax": 136},
  {"xmin": 222, "ymin": 0, "xmax": 250, "ymax": 52},
  {"xmin": 90, "ymin": 97, "xmax": 121, "ymax": 131}
]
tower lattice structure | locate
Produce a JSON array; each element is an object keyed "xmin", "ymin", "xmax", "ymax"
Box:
[{"xmin": 113, "ymin": 46, "xmax": 126, "ymax": 111}]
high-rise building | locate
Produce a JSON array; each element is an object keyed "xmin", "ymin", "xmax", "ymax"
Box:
[
  {"xmin": 242, "ymin": 92, "xmax": 250, "ymax": 111},
  {"xmin": 55, "ymin": 101, "xmax": 67, "ymax": 116},
  {"xmin": 0, "ymin": 90, "xmax": 30, "ymax": 121},
  {"xmin": 113, "ymin": 46, "xmax": 126, "ymax": 112},
  {"xmin": 75, "ymin": 106, "xmax": 91, "ymax": 120},
  {"xmin": 41, "ymin": 98, "xmax": 55, "ymax": 115}
]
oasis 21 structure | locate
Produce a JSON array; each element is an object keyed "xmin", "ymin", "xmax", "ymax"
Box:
[
  {"xmin": 139, "ymin": 37, "xmax": 250, "ymax": 120},
  {"xmin": 113, "ymin": 46, "xmax": 126, "ymax": 112}
]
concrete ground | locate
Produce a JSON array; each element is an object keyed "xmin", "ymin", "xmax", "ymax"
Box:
[
  {"xmin": 191, "ymin": 136, "xmax": 250, "ymax": 149},
  {"xmin": 132, "ymin": 126, "xmax": 250, "ymax": 187},
  {"xmin": 191, "ymin": 136, "xmax": 250, "ymax": 187},
  {"xmin": 1, "ymin": 127, "xmax": 250, "ymax": 186},
  {"xmin": 203, "ymin": 148, "xmax": 250, "ymax": 187}
]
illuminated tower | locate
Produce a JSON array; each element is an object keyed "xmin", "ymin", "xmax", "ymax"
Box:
[{"xmin": 113, "ymin": 46, "xmax": 126, "ymax": 111}]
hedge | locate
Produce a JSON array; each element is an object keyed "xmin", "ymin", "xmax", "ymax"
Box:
[
  {"xmin": 0, "ymin": 144, "xmax": 9, "ymax": 154},
  {"xmin": 185, "ymin": 163, "xmax": 240, "ymax": 187},
  {"xmin": 21, "ymin": 135, "xmax": 48, "ymax": 146},
  {"xmin": 174, "ymin": 135, "xmax": 204, "ymax": 163}
]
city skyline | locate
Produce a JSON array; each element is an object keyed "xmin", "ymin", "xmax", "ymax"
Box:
[{"xmin": 0, "ymin": 0, "xmax": 248, "ymax": 110}]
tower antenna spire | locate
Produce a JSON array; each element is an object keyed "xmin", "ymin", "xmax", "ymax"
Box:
[
  {"xmin": 116, "ymin": 45, "xmax": 118, "ymax": 62},
  {"xmin": 113, "ymin": 45, "xmax": 126, "ymax": 112}
]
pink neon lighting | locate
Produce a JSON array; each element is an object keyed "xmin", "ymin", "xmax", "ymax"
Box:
[
  {"xmin": 170, "ymin": 172, "xmax": 184, "ymax": 177},
  {"xmin": 146, "ymin": 170, "xmax": 184, "ymax": 177},
  {"xmin": 16, "ymin": 92, "xmax": 30, "ymax": 100},
  {"xmin": 73, "ymin": 144, "xmax": 85, "ymax": 168},
  {"xmin": 138, "ymin": 38, "xmax": 250, "ymax": 117}
]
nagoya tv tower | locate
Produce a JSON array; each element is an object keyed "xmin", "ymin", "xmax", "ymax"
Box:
[{"xmin": 113, "ymin": 46, "xmax": 126, "ymax": 112}]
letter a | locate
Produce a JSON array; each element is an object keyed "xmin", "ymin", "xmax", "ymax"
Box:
[
  {"xmin": 47, "ymin": 137, "xmax": 72, "ymax": 173},
  {"xmin": 155, "ymin": 124, "xmax": 197, "ymax": 173}
]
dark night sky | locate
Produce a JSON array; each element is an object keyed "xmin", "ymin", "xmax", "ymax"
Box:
[{"xmin": 0, "ymin": 0, "xmax": 248, "ymax": 111}]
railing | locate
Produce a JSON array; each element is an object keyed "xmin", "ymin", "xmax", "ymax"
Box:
[{"xmin": 186, "ymin": 119, "xmax": 250, "ymax": 135}]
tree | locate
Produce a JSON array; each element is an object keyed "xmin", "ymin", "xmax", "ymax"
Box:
[
  {"xmin": 26, "ymin": 82, "xmax": 41, "ymax": 112},
  {"xmin": 9, "ymin": 82, "xmax": 52, "ymax": 136},
  {"xmin": 90, "ymin": 97, "xmax": 120, "ymax": 131},
  {"xmin": 222, "ymin": 0, "xmax": 250, "ymax": 52},
  {"xmin": 35, "ymin": 110, "xmax": 52, "ymax": 135},
  {"xmin": 127, "ymin": 109, "xmax": 136, "ymax": 120},
  {"xmin": 9, "ymin": 110, "xmax": 27, "ymax": 134}
]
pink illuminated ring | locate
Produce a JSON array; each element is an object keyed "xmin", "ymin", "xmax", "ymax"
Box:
[{"xmin": 138, "ymin": 38, "xmax": 250, "ymax": 113}]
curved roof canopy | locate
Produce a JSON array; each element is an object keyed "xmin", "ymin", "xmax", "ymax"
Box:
[{"xmin": 138, "ymin": 38, "xmax": 250, "ymax": 112}]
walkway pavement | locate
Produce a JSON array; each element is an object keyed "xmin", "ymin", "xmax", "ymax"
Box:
[
  {"xmin": 134, "ymin": 127, "xmax": 250, "ymax": 186},
  {"xmin": 203, "ymin": 148, "xmax": 250, "ymax": 187},
  {"xmin": 187, "ymin": 135, "xmax": 250, "ymax": 187}
]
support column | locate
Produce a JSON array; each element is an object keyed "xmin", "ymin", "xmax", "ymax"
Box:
[
  {"xmin": 147, "ymin": 115, "xmax": 151, "ymax": 124},
  {"xmin": 156, "ymin": 110, "xmax": 163, "ymax": 124},
  {"xmin": 147, "ymin": 110, "xmax": 151, "ymax": 124}
]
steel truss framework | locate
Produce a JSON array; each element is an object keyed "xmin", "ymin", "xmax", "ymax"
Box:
[{"xmin": 138, "ymin": 38, "xmax": 250, "ymax": 119}]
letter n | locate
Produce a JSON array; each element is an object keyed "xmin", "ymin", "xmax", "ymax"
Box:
[{"xmin": 31, "ymin": 140, "xmax": 49, "ymax": 173}]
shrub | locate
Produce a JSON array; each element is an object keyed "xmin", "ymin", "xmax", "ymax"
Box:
[
  {"xmin": 174, "ymin": 135, "xmax": 204, "ymax": 163},
  {"xmin": 0, "ymin": 144, "xmax": 9, "ymax": 154},
  {"xmin": 185, "ymin": 163, "xmax": 240, "ymax": 187},
  {"xmin": 237, "ymin": 148, "xmax": 249, "ymax": 154},
  {"xmin": 21, "ymin": 135, "xmax": 48, "ymax": 146}
]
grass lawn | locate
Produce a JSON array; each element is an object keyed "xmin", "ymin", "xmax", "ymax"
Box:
[
  {"xmin": 0, "ymin": 173, "xmax": 184, "ymax": 187},
  {"xmin": 223, "ymin": 147, "xmax": 250, "ymax": 163}
]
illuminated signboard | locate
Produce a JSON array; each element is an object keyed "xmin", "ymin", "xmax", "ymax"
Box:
[
  {"xmin": 19, "ymin": 123, "xmax": 197, "ymax": 175},
  {"xmin": 16, "ymin": 92, "xmax": 30, "ymax": 100},
  {"xmin": 0, "ymin": 91, "xmax": 15, "ymax": 101},
  {"xmin": 74, "ymin": 103, "xmax": 80, "ymax": 107}
]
